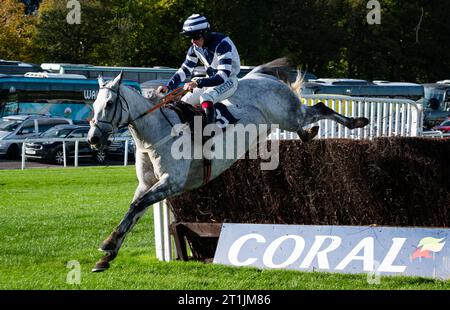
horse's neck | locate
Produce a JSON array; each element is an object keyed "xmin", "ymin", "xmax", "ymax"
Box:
[
  {"xmin": 120, "ymin": 85, "xmax": 155, "ymax": 121},
  {"xmin": 120, "ymin": 85, "xmax": 168, "ymax": 147}
]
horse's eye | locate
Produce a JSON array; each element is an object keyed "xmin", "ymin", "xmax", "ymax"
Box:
[{"xmin": 106, "ymin": 100, "xmax": 113, "ymax": 108}]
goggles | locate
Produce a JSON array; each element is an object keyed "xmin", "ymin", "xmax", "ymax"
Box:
[{"xmin": 188, "ymin": 32, "xmax": 203, "ymax": 40}]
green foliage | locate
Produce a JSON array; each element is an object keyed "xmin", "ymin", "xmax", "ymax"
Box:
[
  {"xmin": 2, "ymin": 0, "xmax": 450, "ymax": 82},
  {"xmin": 32, "ymin": 0, "xmax": 114, "ymax": 64},
  {"xmin": 0, "ymin": 0, "xmax": 36, "ymax": 62}
]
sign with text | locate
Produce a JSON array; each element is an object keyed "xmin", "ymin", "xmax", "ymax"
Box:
[{"xmin": 213, "ymin": 224, "xmax": 450, "ymax": 279}]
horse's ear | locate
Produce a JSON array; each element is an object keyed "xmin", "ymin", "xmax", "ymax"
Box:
[
  {"xmin": 112, "ymin": 71, "xmax": 124, "ymax": 87},
  {"xmin": 98, "ymin": 75, "xmax": 106, "ymax": 88}
]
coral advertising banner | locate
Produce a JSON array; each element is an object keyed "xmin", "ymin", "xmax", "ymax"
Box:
[{"xmin": 213, "ymin": 224, "xmax": 450, "ymax": 280}]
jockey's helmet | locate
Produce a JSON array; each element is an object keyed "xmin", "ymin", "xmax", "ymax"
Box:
[{"xmin": 181, "ymin": 14, "xmax": 210, "ymax": 38}]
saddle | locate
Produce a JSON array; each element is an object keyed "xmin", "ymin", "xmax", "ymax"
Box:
[
  {"xmin": 163, "ymin": 100, "xmax": 239, "ymax": 137},
  {"xmin": 164, "ymin": 100, "xmax": 205, "ymax": 137},
  {"xmin": 162, "ymin": 100, "xmax": 239, "ymax": 185}
]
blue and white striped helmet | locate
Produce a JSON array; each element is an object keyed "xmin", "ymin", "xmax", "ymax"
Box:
[{"xmin": 181, "ymin": 14, "xmax": 210, "ymax": 36}]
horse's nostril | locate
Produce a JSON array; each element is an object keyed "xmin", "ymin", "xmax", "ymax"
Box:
[{"xmin": 89, "ymin": 136, "xmax": 100, "ymax": 145}]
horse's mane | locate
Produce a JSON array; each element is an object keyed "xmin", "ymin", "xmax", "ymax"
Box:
[
  {"xmin": 120, "ymin": 83, "xmax": 163, "ymax": 104},
  {"xmin": 145, "ymin": 88, "xmax": 164, "ymax": 101},
  {"xmin": 247, "ymin": 57, "xmax": 303, "ymax": 97}
]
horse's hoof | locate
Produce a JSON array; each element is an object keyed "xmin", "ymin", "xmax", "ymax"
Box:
[
  {"xmin": 92, "ymin": 267, "xmax": 107, "ymax": 272},
  {"xmin": 91, "ymin": 258, "xmax": 110, "ymax": 272},
  {"xmin": 349, "ymin": 117, "xmax": 369, "ymax": 129},
  {"xmin": 307, "ymin": 126, "xmax": 320, "ymax": 140},
  {"xmin": 358, "ymin": 117, "xmax": 370, "ymax": 127},
  {"xmin": 298, "ymin": 126, "xmax": 319, "ymax": 143}
]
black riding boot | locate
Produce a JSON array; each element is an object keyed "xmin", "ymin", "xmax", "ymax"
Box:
[
  {"xmin": 204, "ymin": 107, "xmax": 216, "ymax": 126},
  {"xmin": 202, "ymin": 101, "xmax": 215, "ymax": 126}
]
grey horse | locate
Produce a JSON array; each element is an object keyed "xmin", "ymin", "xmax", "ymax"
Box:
[{"xmin": 87, "ymin": 58, "xmax": 368, "ymax": 271}]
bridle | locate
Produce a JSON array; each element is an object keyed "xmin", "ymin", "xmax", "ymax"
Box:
[
  {"xmin": 90, "ymin": 85, "xmax": 130, "ymax": 137},
  {"xmin": 90, "ymin": 85, "xmax": 188, "ymax": 136}
]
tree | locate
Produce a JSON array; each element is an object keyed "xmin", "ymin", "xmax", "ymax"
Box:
[
  {"xmin": 0, "ymin": 0, "xmax": 36, "ymax": 62},
  {"xmin": 270, "ymin": 0, "xmax": 346, "ymax": 76},
  {"xmin": 336, "ymin": 0, "xmax": 450, "ymax": 82},
  {"xmin": 32, "ymin": 0, "xmax": 114, "ymax": 64},
  {"xmin": 5, "ymin": 0, "xmax": 449, "ymax": 82}
]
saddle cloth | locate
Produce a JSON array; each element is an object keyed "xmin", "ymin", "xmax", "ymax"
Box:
[{"xmin": 164, "ymin": 101, "xmax": 239, "ymax": 136}]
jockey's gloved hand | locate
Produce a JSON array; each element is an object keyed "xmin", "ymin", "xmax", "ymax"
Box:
[
  {"xmin": 157, "ymin": 86, "xmax": 169, "ymax": 94},
  {"xmin": 183, "ymin": 81, "xmax": 198, "ymax": 92}
]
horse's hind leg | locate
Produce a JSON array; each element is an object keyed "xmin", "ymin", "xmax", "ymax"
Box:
[{"xmin": 305, "ymin": 102, "xmax": 369, "ymax": 129}]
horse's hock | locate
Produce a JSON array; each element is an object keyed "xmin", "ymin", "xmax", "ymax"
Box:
[{"xmin": 167, "ymin": 137, "xmax": 450, "ymax": 261}]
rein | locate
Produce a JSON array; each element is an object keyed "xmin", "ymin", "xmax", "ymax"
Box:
[
  {"xmin": 91, "ymin": 86, "xmax": 188, "ymax": 134},
  {"xmin": 129, "ymin": 86, "xmax": 189, "ymax": 124}
]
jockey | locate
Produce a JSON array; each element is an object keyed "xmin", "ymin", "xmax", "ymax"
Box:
[{"xmin": 158, "ymin": 14, "xmax": 241, "ymax": 126}]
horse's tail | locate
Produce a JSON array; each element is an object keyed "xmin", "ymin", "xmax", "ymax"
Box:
[
  {"xmin": 246, "ymin": 57, "xmax": 303, "ymax": 98},
  {"xmin": 290, "ymin": 69, "xmax": 304, "ymax": 98},
  {"xmin": 246, "ymin": 57, "xmax": 291, "ymax": 83}
]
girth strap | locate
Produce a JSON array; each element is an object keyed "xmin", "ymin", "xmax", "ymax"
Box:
[
  {"xmin": 203, "ymin": 159, "xmax": 212, "ymax": 184},
  {"xmin": 164, "ymin": 101, "xmax": 212, "ymax": 185}
]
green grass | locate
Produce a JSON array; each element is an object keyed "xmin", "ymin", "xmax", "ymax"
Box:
[{"xmin": 0, "ymin": 166, "xmax": 449, "ymax": 290}]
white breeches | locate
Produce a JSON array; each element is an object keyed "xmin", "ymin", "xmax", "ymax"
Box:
[{"xmin": 182, "ymin": 77, "xmax": 238, "ymax": 105}]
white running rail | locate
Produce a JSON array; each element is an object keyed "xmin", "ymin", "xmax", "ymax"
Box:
[{"xmin": 270, "ymin": 95, "xmax": 424, "ymax": 140}]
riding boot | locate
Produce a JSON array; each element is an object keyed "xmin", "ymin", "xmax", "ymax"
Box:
[
  {"xmin": 201, "ymin": 101, "xmax": 216, "ymax": 153},
  {"xmin": 201, "ymin": 101, "xmax": 215, "ymax": 126}
]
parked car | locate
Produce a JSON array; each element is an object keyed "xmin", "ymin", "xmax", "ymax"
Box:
[
  {"xmin": 423, "ymin": 82, "xmax": 450, "ymax": 129},
  {"xmin": 0, "ymin": 115, "xmax": 72, "ymax": 158},
  {"xmin": 431, "ymin": 119, "xmax": 450, "ymax": 133},
  {"xmin": 107, "ymin": 129, "xmax": 135, "ymax": 159},
  {"xmin": 25, "ymin": 124, "xmax": 107, "ymax": 164}
]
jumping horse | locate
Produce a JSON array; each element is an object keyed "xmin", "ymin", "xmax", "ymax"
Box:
[{"xmin": 87, "ymin": 58, "xmax": 369, "ymax": 271}]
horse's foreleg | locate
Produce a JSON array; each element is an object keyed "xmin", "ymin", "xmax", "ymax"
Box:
[
  {"xmin": 305, "ymin": 102, "xmax": 369, "ymax": 129},
  {"xmin": 132, "ymin": 151, "xmax": 158, "ymax": 201},
  {"xmin": 92, "ymin": 175, "xmax": 178, "ymax": 272}
]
